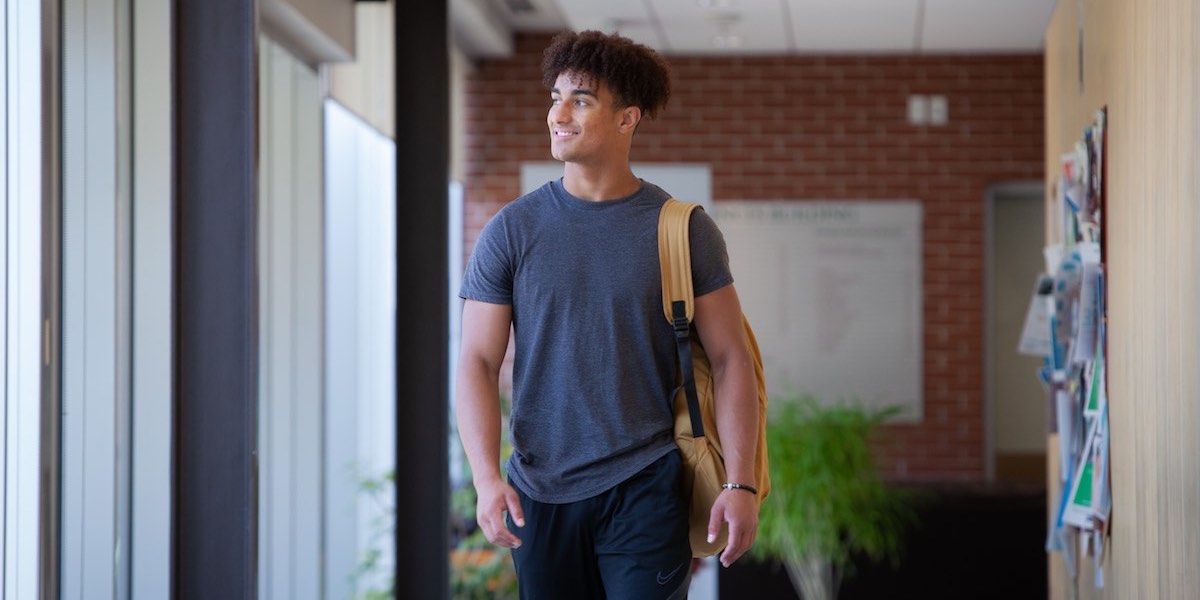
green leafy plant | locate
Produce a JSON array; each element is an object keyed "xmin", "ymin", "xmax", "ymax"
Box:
[
  {"xmin": 352, "ymin": 468, "xmax": 396, "ymax": 600},
  {"xmin": 350, "ymin": 463, "xmax": 519, "ymax": 600},
  {"xmin": 352, "ymin": 393, "xmax": 520, "ymax": 599},
  {"xmin": 751, "ymin": 397, "xmax": 914, "ymax": 600}
]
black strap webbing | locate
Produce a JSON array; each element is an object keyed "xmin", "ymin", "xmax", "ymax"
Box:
[{"xmin": 672, "ymin": 300, "xmax": 706, "ymax": 439}]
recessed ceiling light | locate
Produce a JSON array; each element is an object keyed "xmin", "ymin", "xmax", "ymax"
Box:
[{"xmin": 697, "ymin": 0, "xmax": 736, "ymax": 8}]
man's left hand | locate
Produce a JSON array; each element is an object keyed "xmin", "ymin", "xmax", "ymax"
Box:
[{"xmin": 707, "ymin": 487, "xmax": 759, "ymax": 568}]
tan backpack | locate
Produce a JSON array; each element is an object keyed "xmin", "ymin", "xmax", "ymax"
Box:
[{"xmin": 658, "ymin": 198, "xmax": 771, "ymax": 558}]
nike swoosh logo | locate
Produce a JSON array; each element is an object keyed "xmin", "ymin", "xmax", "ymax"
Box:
[{"xmin": 656, "ymin": 561, "xmax": 686, "ymax": 585}]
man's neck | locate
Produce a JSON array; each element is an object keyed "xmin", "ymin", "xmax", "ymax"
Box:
[{"xmin": 561, "ymin": 163, "xmax": 641, "ymax": 202}]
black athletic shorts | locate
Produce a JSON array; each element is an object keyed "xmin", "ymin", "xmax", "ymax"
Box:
[{"xmin": 508, "ymin": 450, "xmax": 692, "ymax": 599}]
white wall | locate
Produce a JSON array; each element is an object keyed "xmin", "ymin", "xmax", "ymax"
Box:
[
  {"xmin": 130, "ymin": 0, "xmax": 173, "ymax": 596},
  {"xmin": 520, "ymin": 162, "xmax": 713, "ymax": 208},
  {"xmin": 43, "ymin": 0, "xmax": 173, "ymax": 597},
  {"xmin": 258, "ymin": 35, "xmax": 325, "ymax": 600},
  {"xmin": 60, "ymin": 0, "xmax": 131, "ymax": 595}
]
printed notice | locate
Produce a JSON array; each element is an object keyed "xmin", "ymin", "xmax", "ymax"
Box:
[
  {"xmin": 714, "ymin": 201, "xmax": 923, "ymax": 421},
  {"xmin": 1018, "ymin": 274, "xmax": 1055, "ymax": 357}
]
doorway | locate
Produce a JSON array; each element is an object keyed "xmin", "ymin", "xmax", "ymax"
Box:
[{"xmin": 986, "ymin": 184, "xmax": 1048, "ymax": 485}]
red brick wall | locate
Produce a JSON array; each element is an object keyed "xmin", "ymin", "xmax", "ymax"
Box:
[{"xmin": 463, "ymin": 34, "xmax": 1044, "ymax": 483}]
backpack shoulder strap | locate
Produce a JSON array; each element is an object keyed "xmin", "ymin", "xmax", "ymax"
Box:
[
  {"xmin": 658, "ymin": 198, "xmax": 707, "ymax": 440},
  {"xmin": 658, "ymin": 198, "xmax": 701, "ymax": 324}
]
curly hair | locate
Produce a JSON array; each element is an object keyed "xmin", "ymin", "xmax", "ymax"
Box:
[{"xmin": 541, "ymin": 30, "xmax": 672, "ymax": 120}]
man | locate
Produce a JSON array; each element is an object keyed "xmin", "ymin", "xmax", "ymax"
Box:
[{"xmin": 456, "ymin": 30, "xmax": 759, "ymax": 598}]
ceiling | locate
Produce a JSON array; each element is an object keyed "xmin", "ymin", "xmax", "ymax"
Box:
[{"xmin": 451, "ymin": 0, "xmax": 1059, "ymax": 58}]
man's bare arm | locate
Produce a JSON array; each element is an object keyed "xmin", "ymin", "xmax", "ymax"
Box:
[
  {"xmin": 455, "ymin": 299, "xmax": 524, "ymax": 548},
  {"xmin": 693, "ymin": 284, "xmax": 759, "ymax": 567}
]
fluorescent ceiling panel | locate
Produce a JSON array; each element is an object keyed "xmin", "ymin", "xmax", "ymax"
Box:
[
  {"xmin": 921, "ymin": 0, "xmax": 1055, "ymax": 51},
  {"xmin": 558, "ymin": 0, "xmax": 653, "ymax": 33},
  {"xmin": 651, "ymin": 0, "xmax": 792, "ymax": 54},
  {"xmin": 788, "ymin": 0, "xmax": 922, "ymax": 52},
  {"xmin": 545, "ymin": 0, "xmax": 1056, "ymax": 55},
  {"xmin": 611, "ymin": 22, "xmax": 667, "ymax": 51}
]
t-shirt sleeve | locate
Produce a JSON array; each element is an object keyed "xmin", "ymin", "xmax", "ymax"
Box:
[
  {"xmin": 460, "ymin": 212, "xmax": 516, "ymax": 305},
  {"xmin": 689, "ymin": 208, "xmax": 734, "ymax": 297}
]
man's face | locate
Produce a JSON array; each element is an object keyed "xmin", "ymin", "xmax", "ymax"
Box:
[{"xmin": 547, "ymin": 71, "xmax": 631, "ymax": 165}]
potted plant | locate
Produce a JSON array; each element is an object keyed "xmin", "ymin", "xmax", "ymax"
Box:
[{"xmin": 750, "ymin": 397, "xmax": 914, "ymax": 600}]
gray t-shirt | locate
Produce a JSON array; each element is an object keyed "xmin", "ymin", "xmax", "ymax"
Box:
[{"xmin": 460, "ymin": 179, "xmax": 733, "ymax": 503}]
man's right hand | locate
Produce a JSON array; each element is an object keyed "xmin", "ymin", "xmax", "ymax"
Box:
[{"xmin": 475, "ymin": 478, "xmax": 525, "ymax": 549}]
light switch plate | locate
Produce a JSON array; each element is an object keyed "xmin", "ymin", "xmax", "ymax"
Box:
[
  {"xmin": 907, "ymin": 95, "xmax": 928, "ymax": 125},
  {"xmin": 929, "ymin": 95, "xmax": 949, "ymax": 125}
]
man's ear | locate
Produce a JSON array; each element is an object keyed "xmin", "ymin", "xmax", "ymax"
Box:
[{"xmin": 618, "ymin": 106, "xmax": 643, "ymax": 133}]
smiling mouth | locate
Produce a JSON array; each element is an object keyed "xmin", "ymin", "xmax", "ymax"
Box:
[{"xmin": 553, "ymin": 130, "xmax": 577, "ymax": 138}]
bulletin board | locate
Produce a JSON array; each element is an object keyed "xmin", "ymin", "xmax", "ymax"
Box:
[
  {"xmin": 1039, "ymin": 107, "xmax": 1110, "ymax": 587},
  {"xmin": 713, "ymin": 201, "xmax": 924, "ymax": 422}
]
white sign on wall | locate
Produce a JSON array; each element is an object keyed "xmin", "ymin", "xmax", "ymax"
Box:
[{"xmin": 714, "ymin": 201, "xmax": 924, "ymax": 422}]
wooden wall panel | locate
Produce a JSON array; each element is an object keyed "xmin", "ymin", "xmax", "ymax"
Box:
[{"xmin": 1045, "ymin": 0, "xmax": 1200, "ymax": 597}]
